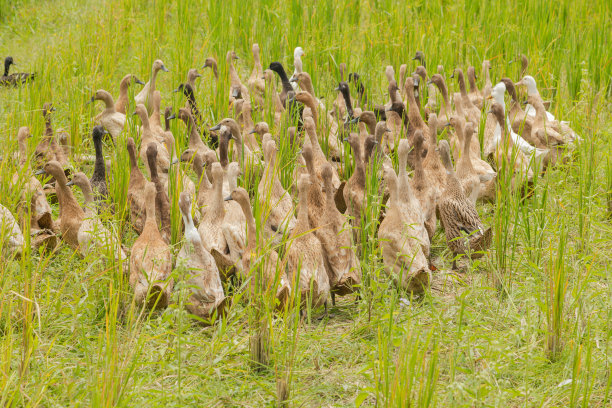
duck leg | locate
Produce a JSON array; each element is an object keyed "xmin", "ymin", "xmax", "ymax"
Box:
[{"xmin": 331, "ymin": 292, "xmax": 336, "ymax": 306}]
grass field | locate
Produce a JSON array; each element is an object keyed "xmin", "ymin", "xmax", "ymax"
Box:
[{"xmin": 1, "ymin": 0, "xmax": 612, "ymax": 406}]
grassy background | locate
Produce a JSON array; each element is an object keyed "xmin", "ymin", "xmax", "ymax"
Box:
[{"xmin": 1, "ymin": 0, "xmax": 612, "ymax": 406}]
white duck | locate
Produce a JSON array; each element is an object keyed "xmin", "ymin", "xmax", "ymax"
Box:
[{"xmin": 291, "ymin": 46, "xmax": 305, "ymax": 91}]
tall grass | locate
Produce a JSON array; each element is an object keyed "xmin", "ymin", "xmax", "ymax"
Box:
[{"xmin": 0, "ymin": 0, "xmax": 610, "ymax": 405}]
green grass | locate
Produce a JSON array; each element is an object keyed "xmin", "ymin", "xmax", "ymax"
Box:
[{"xmin": 1, "ymin": 0, "xmax": 612, "ymax": 406}]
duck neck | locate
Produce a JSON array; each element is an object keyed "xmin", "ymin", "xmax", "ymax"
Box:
[
  {"xmin": 387, "ymin": 175, "xmax": 399, "ymax": 209},
  {"xmin": 436, "ymin": 79, "xmax": 450, "ymax": 112},
  {"xmin": 457, "ymin": 72, "xmax": 470, "ymax": 101},
  {"xmin": 80, "ymin": 182, "xmax": 95, "ymax": 209},
  {"xmin": 185, "ymin": 88, "xmax": 200, "ymax": 119},
  {"xmin": 128, "ymin": 144, "xmax": 140, "ymax": 173},
  {"xmin": 460, "ymin": 130, "xmax": 473, "ymax": 170},
  {"xmin": 341, "ymin": 87, "xmax": 354, "ymax": 118},
  {"xmin": 93, "ymin": 136, "xmax": 106, "ymax": 180},
  {"xmin": 468, "ymin": 71, "xmax": 478, "ymax": 94},
  {"xmin": 274, "ymin": 66, "xmax": 293, "ymax": 95},
  {"xmin": 295, "ymin": 188, "xmax": 310, "ymax": 233},
  {"xmin": 56, "ymin": 174, "xmax": 82, "ymax": 220},
  {"xmin": 149, "ymin": 66, "xmax": 160, "ymax": 95},
  {"xmin": 187, "ymin": 116, "xmax": 200, "ymax": 146},
  {"xmin": 406, "ymin": 83, "xmax": 424, "ymax": 128},
  {"xmin": 352, "ymin": 142, "xmax": 365, "ymax": 185},
  {"xmin": 3, "ymin": 60, "xmax": 10, "ymax": 77},
  {"xmin": 302, "ymin": 78, "xmax": 315, "ymax": 97},
  {"xmin": 44, "ymin": 114, "xmax": 53, "ymax": 139},
  {"xmin": 302, "ymin": 95, "xmax": 318, "ymax": 123},
  {"xmin": 100, "ymin": 92, "xmax": 114, "ymax": 110},
  {"xmin": 240, "ymin": 198, "xmax": 257, "ymax": 250},
  {"xmin": 18, "ymin": 139, "xmax": 27, "ymax": 165},
  {"xmin": 219, "ymin": 136, "xmax": 230, "ymax": 168},
  {"xmin": 413, "ymin": 143, "xmax": 426, "ymax": 182},
  {"xmin": 143, "ymin": 189, "xmax": 158, "ymax": 232},
  {"xmin": 147, "ymin": 152, "xmax": 159, "ymax": 183},
  {"xmin": 212, "ymin": 173, "xmax": 224, "ymax": 217}
]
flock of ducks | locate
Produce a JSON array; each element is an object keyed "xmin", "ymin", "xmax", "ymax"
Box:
[{"xmin": 1, "ymin": 47, "xmax": 581, "ymax": 321}]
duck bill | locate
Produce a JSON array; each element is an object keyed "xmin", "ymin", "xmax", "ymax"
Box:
[
  {"xmin": 210, "ymin": 124, "xmax": 221, "ymax": 131},
  {"xmin": 134, "ymin": 77, "xmax": 145, "ymax": 85}
]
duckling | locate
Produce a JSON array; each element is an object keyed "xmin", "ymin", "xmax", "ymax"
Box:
[
  {"xmin": 258, "ymin": 139, "xmax": 296, "ymax": 240},
  {"xmin": 130, "ymin": 181, "xmax": 174, "ymax": 309},
  {"xmin": 268, "ymin": 62, "xmax": 293, "ymax": 108},
  {"xmin": 202, "ymin": 57, "xmax": 219, "ymax": 80},
  {"xmin": 378, "ymin": 164, "xmax": 430, "ymax": 294},
  {"xmin": 177, "ymin": 192, "xmax": 228, "ymax": 322},
  {"xmin": 247, "ymin": 44, "xmax": 265, "ymax": 108},
  {"xmin": 178, "ymin": 107, "xmax": 212, "ymax": 156},
  {"xmin": 0, "ymin": 204, "xmax": 25, "ymax": 256},
  {"xmin": 36, "ymin": 161, "xmax": 84, "ymax": 249},
  {"xmin": 428, "ymin": 74, "xmax": 453, "ymax": 127},
  {"xmin": 145, "ymin": 143, "xmax": 171, "ymax": 244},
  {"xmin": 134, "ymin": 59, "xmax": 169, "ymax": 114},
  {"xmin": 317, "ymin": 163, "xmax": 361, "ymax": 301},
  {"xmin": 437, "ymin": 140, "xmax": 491, "ymax": 269},
  {"xmin": 262, "ymin": 69, "xmax": 284, "ymax": 128},
  {"xmin": 397, "ymin": 139, "xmax": 430, "ymax": 257},
  {"xmin": 227, "ymin": 187, "xmax": 291, "ymax": 310},
  {"xmin": 199, "ymin": 162, "xmax": 240, "ymax": 279},
  {"xmin": 466, "ymin": 66, "xmax": 483, "ymax": 109},
  {"xmin": 115, "ymin": 74, "xmax": 144, "ymax": 115},
  {"xmin": 409, "ymin": 131, "xmax": 437, "ymax": 241},
  {"xmin": 0, "ymin": 56, "xmax": 35, "ymax": 86},
  {"xmin": 285, "ymin": 174, "xmax": 330, "ymax": 311},
  {"xmin": 90, "ymin": 126, "xmax": 109, "ymax": 203},
  {"xmin": 127, "ymin": 137, "xmax": 147, "ymax": 234},
  {"xmin": 90, "ymin": 89, "xmax": 126, "ymax": 140},
  {"xmin": 67, "ymin": 173, "xmax": 127, "ymax": 267}
]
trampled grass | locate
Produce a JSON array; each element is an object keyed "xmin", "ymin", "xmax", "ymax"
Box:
[{"xmin": 1, "ymin": 0, "xmax": 612, "ymax": 406}]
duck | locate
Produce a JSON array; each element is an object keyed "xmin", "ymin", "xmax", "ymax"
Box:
[
  {"xmin": 428, "ymin": 74, "xmax": 453, "ymax": 126},
  {"xmin": 176, "ymin": 192, "xmax": 228, "ymax": 322},
  {"xmin": 202, "ymin": 57, "xmax": 219, "ymax": 80},
  {"xmin": 378, "ymin": 164, "xmax": 430, "ymax": 293},
  {"xmin": 397, "ymin": 139, "xmax": 430, "ymax": 257},
  {"xmin": 90, "ymin": 89, "xmax": 126, "ymax": 140},
  {"xmin": 162, "ymin": 125, "xmax": 196, "ymax": 199},
  {"xmin": 115, "ymin": 74, "xmax": 144, "ymax": 115},
  {"xmin": 174, "ymin": 83, "xmax": 203, "ymax": 126},
  {"xmin": 348, "ymin": 71, "xmax": 368, "ymax": 108},
  {"xmin": 145, "ymin": 143, "xmax": 171, "ymax": 244},
  {"xmin": 333, "ymin": 63, "xmax": 350, "ymax": 119},
  {"xmin": 148, "ymin": 90, "xmax": 168, "ymax": 142},
  {"xmin": 485, "ymin": 83, "xmax": 550, "ymax": 169},
  {"xmin": 413, "ymin": 65, "xmax": 438, "ymax": 114},
  {"xmin": 343, "ymin": 132, "xmax": 367, "ymax": 243},
  {"xmin": 335, "ymin": 81, "xmax": 355, "ymax": 122},
  {"xmin": 199, "ymin": 162, "xmax": 240, "ymax": 279},
  {"xmin": 421, "ymin": 114, "xmax": 446, "ymax": 199},
  {"xmin": 134, "ymin": 59, "xmax": 169, "ymax": 114},
  {"xmin": 179, "ymin": 107, "xmax": 212, "ymax": 156},
  {"xmin": 210, "ymin": 118, "xmax": 261, "ymax": 171},
  {"xmin": 285, "ymin": 174, "xmax": 330, "ymax": 311},
  {"xmin": 0, "ymin": 204, "xmax": 25, "ymax": 256},
  {"xmin": 452, "ymin": 68, "xmax": 481, "ymax": 125},
  {"xmin": 35, "ymin": 103, "xmax": 69, "ymax": 171},
  {"xmin": 66, "ymin": 172, "xmax": 127, "ymax": 269},
  {"xmin": 466, "ymin": 66, "xmax": 484, "ymax": 109},
  {"xmin": 498, "ymin": 78, "xmax": 535, "ymax": 142},
  {"xmin": 130, "ymin": 181, "xmax": 174, "ymax": 309},
  {"xmin": 238, "ymin": 101, "xmax": 262, "ymax": 155},
  {"xmin": 291, "ymin": 46, "xmax": 305, "ymax": 91},
  {"xmin": 226, "ymin": 50, "xmax": 249, "ymax": 104},
  {"xmin": 294, "ymin": 91, "xmax": 343, "ymax": 160},
  {"xmin": 403, "ymin": 76, "xmax": 429, "ymax": 143},
  {"xmin": 89, "ymin": 126, "xmax": 110, "ymax": 203},
  {"xmin": 268, "ymin": 62, "xmax": 294, "ymax": 108},
  {"xmin": 488, "ymin": 102, "xmax": 534, "ymax": 184},
  {"xmin": 302, "ymin": 142, "xmax": 327, "ymax": 230},
  {"xmin": 127, "ymin": 137, "xmax": 147, "ymax": 234},
  {"xmin": 385, "ymin": 66, "xmax": 402, "ymax": 105},
  {"xmin": 408, "ymin": 130, "xmax": 437, "ymax": 241},
  {"xmin": 186, "ymin": 68, "xmax": 202, "ymax": 88},
  {"xmin": 258, "ymin": 138, "xmax": 296, "ymax": 240},
  {"xmin": 35, "ymin": 161, "xmax": 84, "ymax": 249},
  {"xmin": 227, "ymin": 187, "xmax": 291, "ymax": 310},
  {"xmin": 0, "ymin": 56, "xmax": 35, "ymax": 86},
  {"xmin": 456, "ymin": 121, "xmax": 496, "ymax": 202},
  {"xmin": 317, "ymin": 163, "xmax": 362, "ymax": 303},
  {"xmin": 303, "ymin": 116, "xmax": 342, "ymax": 190},
  {"xmin": 249, "ymin": 121, "xmax": 270, "ymax": 138},
  {"xmin": 437, "ymin": 140, "xmax": 492, "ymax": 269},
  {"xmin": 134, "ymin": 104, "xmax": 170, "ymax": 182},
  {"xmin": 480, "ymin": 60, "xmax": 492, "ymax": 101},
  {"xmin": 247, "ymin": 43, "xmax": 265, "ymax": 108},
  {"xmin": 13, "ymin": 127, "xmax": 55, "ymax": 233},
  {"xmin": 515, "ymin": 76, "xmax": 577, "ymax": 145}
]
